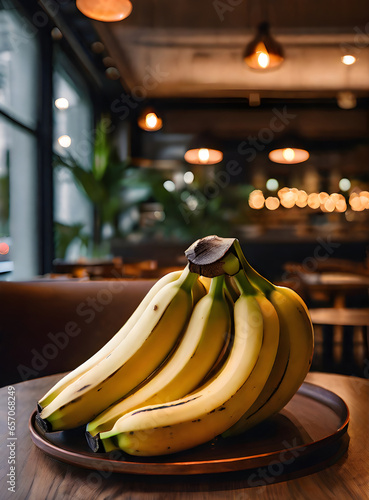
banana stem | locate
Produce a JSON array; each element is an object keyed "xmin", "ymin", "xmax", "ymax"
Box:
[
  {"xmin": 232, "ymin": 269, "xmax": 256, "ymax": 296},
  {"xmin": 221, "ymin": 252, "xmax": 240, "ymax": 276},
  {"xmin": 208, "ymin": 274, "xmax": 225, "ymax": 298},
  {"xmin": 233, "ymin": 239, "xmax": 274, "ymax": 295},
  {"xmin": 177, "ymin": 264, "xmax": 200, "ymax": 292}
]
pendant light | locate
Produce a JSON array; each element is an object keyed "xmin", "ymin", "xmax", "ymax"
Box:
[
  {"xmin": 244, "ymin": 22, "xmax": 284, "ymax": 70},
  {"xmin": 138, "ymin": 108, "xmax": 163, "ymax": 132},
  {"xmin": 76, "ymin": 0, "xmax": 132, "ymax": 22},
  {"xmin": 184, "ymin": 133, "xmax": 223, "ymax": 165},
  {"xmin": 268, "ymin": 134, "xmax": 309, "ymax": 164},
  {"xmin": 269, "ymin": 148, "xmax": 309, "ymax": 164}
]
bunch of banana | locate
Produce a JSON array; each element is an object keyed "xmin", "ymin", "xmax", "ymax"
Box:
[
  {"xmin": 36, "ymin": 235, "xmax": 314, "ymax": 458},
  {"xmin": 98, "ymin": 262, "xmax": 280, "ymax": 455},
  {"xmin": 37, "ymin": 265, "xmax": 202, "ymax": 430}
]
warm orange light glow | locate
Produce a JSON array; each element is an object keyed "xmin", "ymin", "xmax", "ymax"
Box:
[
  {"xmin": 243, "ymin": 23, "xmax": 284, "ymax": 70},
  {"xmin": 350, "ymin": 197, "xmax": 364, "ymax": 211},
  {"xmin": 296, "ymin": 190, "xmax": 308, "ymax": 208},
  {"xmin": 349, "ymin": 192, "xmax": 364, "ymax": 211},
  {"xmin": 0, "ymin": 242, "xmax": 9, "ymax": 255},
  {"xmin": 265, "ymin": 196, "xmax": 280, "ymax": 210},
  {"xmin": 360, "ymin": 191, "xmax": 369, "ymax": 209},
  {"xmin": 318, "ymin": 192, "xmax": 329, "ymax": 204},
  {"xmin": 138, "ymin": 109, "xmax": 163, "ymax": 131},
  {"xmin": 280, "ymin": 190, "xmax": 296, "ymax": 208},
  {"xmin": 324, "ymin": 197, "xmax": 336, "ymax": 212},
  {"xmin": 184, "ymin": 148, "xmax": 223, "ymax": 165},
  {"xmin": 335, "ymin": 199, "xmax": 347, "ymax": 212},
  {"xmin": 256, "ymin": 43, "xmax": 270, "ymax": 68},
  {"xmin": 249, "ymin": 190, "xmax": 265, "ymax": 209},
  {"xmin": 277, "ymin": 187, "xmax": 289, "ymax": 199},
  {"xmin": 198, "ymin": 148, "xmax": 210, "ymax": 163},
  {"xmin": 307, "ymin": 193, "xmax": 320, "ymax": 209},
  {"xmin": 248, "ymin": 186, "xmax": 352, "ymax": 212},
  {"xmin": 76, "ymin": 0, "xmax": 132, "ymax": 22},
  {"xmin": 337, "ymin": 91, "xmax": 357, "ymax": 109},
  {"xmin": 145, "ymin": 113, "xmax": 158, "ymax": 130},
  {"xmin": 269, "ymin": 148, "xmax": 309, "ymax": 164},
  {"xmin": 282, "ymin": 148, "xmax": 295, "ymax": 162},
  {"xmin": 341, "ymin": 54, "xmax": 356, "ymax": 65}
]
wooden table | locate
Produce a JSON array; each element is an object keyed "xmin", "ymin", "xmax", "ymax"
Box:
[
  {"xmin": 300, "ymin": 272, "xmax": 369, "ymax": 308},
  {"xmin": 1, "ymin": 372, "xmax": 368, "ymax": 499}
]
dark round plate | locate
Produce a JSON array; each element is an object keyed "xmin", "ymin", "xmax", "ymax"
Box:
[{"xmin": 29, "ymin": 382, "xmax": 349, "ymax": 475}]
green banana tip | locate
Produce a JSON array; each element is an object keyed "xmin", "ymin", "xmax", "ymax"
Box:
[{"xmin": 221, "ymin": 251, "xmax": 241, "ymax": 276}]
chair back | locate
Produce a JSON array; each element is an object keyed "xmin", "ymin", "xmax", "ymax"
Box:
[{"xmin": 0, "ymin": 279, "xmax": 155, "ymax": 386}]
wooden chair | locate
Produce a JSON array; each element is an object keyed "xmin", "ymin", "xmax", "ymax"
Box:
[{"xmin": 309, "ymin": 307, "xmax": 369, "ymax": 374}]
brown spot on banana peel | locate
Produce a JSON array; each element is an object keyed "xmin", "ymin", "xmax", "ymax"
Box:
[
  {"xmin": 69, "ymin": 396, "xmax": 83, "ymax": 404},
  {"xmin": 77, "ymin": 385, "xmax": 91, "ymax": 392},
  {"xmin": 131, "ymin": 395, "xmax": 201, "ymax": 416}
]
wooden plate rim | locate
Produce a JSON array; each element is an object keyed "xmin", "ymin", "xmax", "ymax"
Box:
[{"xmin": 29, "ymin": 381, "xmax": 350, "ymax": 475}]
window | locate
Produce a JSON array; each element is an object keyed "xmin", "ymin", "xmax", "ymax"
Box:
[
  {"xmin": 52, "ymin": 53, "xmax": 94, "ymax": 260},
  {"xmin": 0, "ymin": 4, "xmax": 39, "ymax": 279}
]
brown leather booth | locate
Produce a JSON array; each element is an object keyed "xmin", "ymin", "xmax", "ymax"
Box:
[{"xmin": 0, "ymin": 279, "xmax": 155, "ymax": 387}]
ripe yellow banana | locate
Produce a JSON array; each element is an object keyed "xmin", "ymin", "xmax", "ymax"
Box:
[
  {"xmin": 38, "ymin": 267, "xmax": 199, "ymax": 431},
  {"xmin": 38, "ymin": 269, "xmax": 184, "ymax": 410},
  {"xmin": 99, "ymin": 275, "xmax": 279, "ymax": 456},
  {"xmin": 86, "ymin": 275, "xmax": 230, "ymax": 443},
  {"xmin": 224, "ymin": 247, "xmax": 314, "ymax": 436},
  {"xmin": 222, "ymin": 286, "xmax": 290, "ymax": 439}
]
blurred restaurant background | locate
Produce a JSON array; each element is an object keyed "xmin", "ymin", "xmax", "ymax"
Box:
[{"xmin": 0, "ymin": 0, "xmax": 369, "ymax": 378}]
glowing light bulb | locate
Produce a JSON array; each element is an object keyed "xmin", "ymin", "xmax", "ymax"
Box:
[
  {"xmin": 163, "ymin": 180, "xmax": 175, "ymax": 192},
  {"xmin": 282, "ymin": 148, "xmax": 295, "ymax": 162},
  {"xmin": 266, "ymin": 178, "xmax": 279, "ymax": 191},
  {"xmin": 183, "ymin": 171, "xmax": 194, "ymax": 184},
  {"xmin": 339, "ymin": 178, "xmax": 351, "ymax": 191},
  {"xmin": 308, "ymin": 193, "xmax": 320, "ymax": 209},
  {"xmin": 58, "ymin": 135, "xmax": 71, "ymax": 148},
  {"xmin": 257, "ymin": 51, "xmax": 270, "ymax": 68},
  {"xmin": 265, "ymin": 196, "xmax": 280, "ymax": 210},
  {"xmin": 296, "ymin": 190, "xmax": 308, "ymax": 208},
  {"xmin": 145, "ymin": 112, "xmax": 158, "ymax": 130},
  {"xmin": 324, "ymin": 197, "xmax": 336, "ymax": 212},
  {"xmin": 341, "ymin": 55, "xmax": 356, "ymax": 65},
  {"xmin": 280, "ymin": 190, "xmax": 296, "ymax": 208},
  {"xmin": 318, "ymin": 192, "xmax": 329, "ymax": 204},
  {"xmin": 55, "ymin": 98, "xmax": 69, "ymax": 110},
  {"xmin": 335, "ymin": 199, "xmax": 347, "ymax": 212},
  {"xmin": 198, "ymin": 148, "xmax": 210, "ymax": 163},
  {"xmin": 249, "ymin": 190, "xmax": 265, "ymax": 209}
]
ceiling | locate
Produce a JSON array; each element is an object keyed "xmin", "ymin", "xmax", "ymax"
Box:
[
  {"xmin": 93, "ymin": 0, "xmax": 369, "ymax": 100},
  {"xmin": 48, "ymin": 0, "xmax": 369, "ymax": 168}
]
